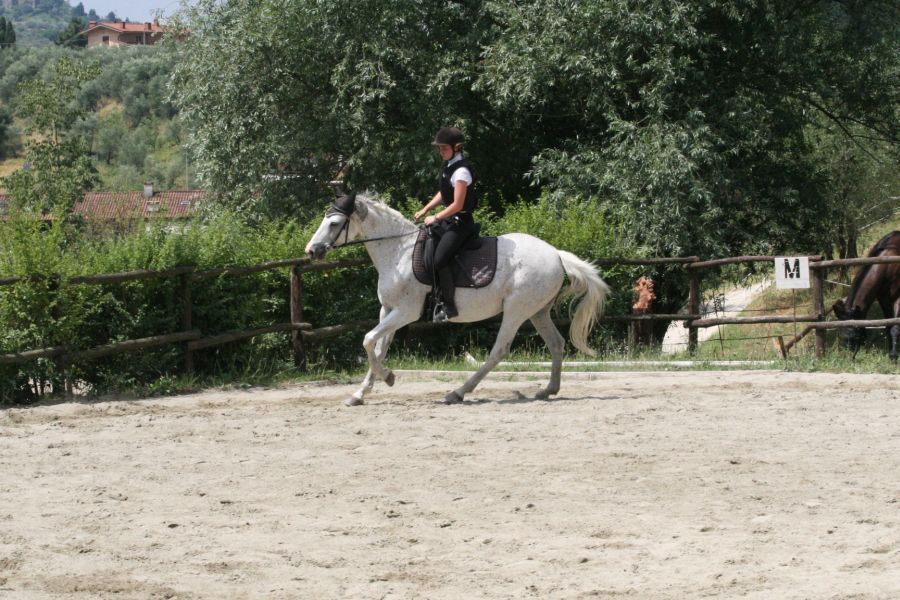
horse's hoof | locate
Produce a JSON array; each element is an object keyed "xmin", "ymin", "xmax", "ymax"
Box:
[
  {"xmin": 535, "ymin": 387, "xmax": 558, "ymax": 400},
  {"xmin": 344, "ymin": 396, "xmax": 364, "ymax": 407},
  {"xmin": 384, "ymin": 371, "xmax": 395, "ymax": 387},
  {"xmin": 442, "ymin": 391, "xmax": 463, "ymax": 405}
]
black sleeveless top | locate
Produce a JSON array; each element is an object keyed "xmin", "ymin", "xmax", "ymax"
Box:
[{"xmin": 439, "ymin": 158, "xmax": 478, "ymax": 214}]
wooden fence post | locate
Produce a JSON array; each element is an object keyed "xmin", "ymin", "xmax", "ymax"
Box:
[
  {"xmin": 47, "ymin": 275, "xmax": 72, "ymax": 399},
  {"xmin": 811, "ymin": 266, "xmax": 826, "ymax": 358},
  {"xmin": 290, "ymin": 266, "xmax": 307, "ymax": 371},
  {"xmin": 687, "ymin": 270, "xmax": 700, "ymax": 355},
  {"xmin": 181, "ymin": 272, "xmax": 194, "ymax": 373}
]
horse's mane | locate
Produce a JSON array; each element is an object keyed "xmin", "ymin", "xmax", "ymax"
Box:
[
  {"xmin": 357, "ymin": 192, "xmax": 417, "ymax": 230},
  {"xmin": 847, "ymin": 230, "xmax": 900, "ymax": 306}
]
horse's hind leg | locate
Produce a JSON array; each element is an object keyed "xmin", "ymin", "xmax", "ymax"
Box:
[
  {"xmin": 445, "ymin": 313, "xmax": 527, "ymax": 404},
  {"xmin": 530, "ymin": 304, "xmax": 565, "ymax": 399}
]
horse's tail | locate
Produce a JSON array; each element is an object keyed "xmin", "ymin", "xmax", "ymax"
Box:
[{"xmin": 556, "ymin": 250, "xmax": 611, "ymax": 357}]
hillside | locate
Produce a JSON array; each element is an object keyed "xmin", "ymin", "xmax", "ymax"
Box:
[
  {"xmin": 0, "ymin": 0, "xmax": 132, "ymax": 47},
  {"xmin": 0, "ymin": 43, "xmax": 190, "ymax": 192}
]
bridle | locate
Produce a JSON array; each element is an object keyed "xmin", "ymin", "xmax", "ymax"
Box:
[{"xmin": 323, "ymin": 193, "xmax": 421, "ymax": 250}]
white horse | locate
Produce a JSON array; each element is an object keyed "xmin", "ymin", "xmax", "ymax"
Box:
[{"xmin": 305, "ymin": 192, "xmax": 610, "ymax": 406}]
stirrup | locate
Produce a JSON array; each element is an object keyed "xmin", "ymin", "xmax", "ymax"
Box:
[{"xmin": 433, "ymin": 303, "xmax": 457, "ymax": 323}]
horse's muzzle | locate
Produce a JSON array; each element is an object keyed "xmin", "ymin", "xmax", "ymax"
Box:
[{"xmin": 306, "ymin": 243, "xmax": 329, "ymax": 260}]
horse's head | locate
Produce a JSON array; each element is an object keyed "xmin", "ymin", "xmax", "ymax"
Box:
[
  {"xmin": 832, "ymin": 298, "xmax": 867, "ymax": 352},
  {"xmin": 305, "ymin": 192, "xmax": 365, "ymax": 260}
]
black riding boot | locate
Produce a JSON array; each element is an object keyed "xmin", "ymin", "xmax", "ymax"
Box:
[{"xmin": 434, "ymin": 266, "xmax": 458, "ymax": 322}]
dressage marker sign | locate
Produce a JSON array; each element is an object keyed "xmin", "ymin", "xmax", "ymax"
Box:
[{"xmin": 775, "ymin": 256, "xmax": 810, "ymax": 289}]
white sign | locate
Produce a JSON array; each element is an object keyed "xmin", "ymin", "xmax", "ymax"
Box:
[{"xmin": 775, "ymin": 256, "xmax": 810, "ymax": 289}]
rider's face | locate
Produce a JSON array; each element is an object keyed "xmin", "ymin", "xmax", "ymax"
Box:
[{"xmin": 435, "ymin": 144, "xmax": 454, "ymax": 161}]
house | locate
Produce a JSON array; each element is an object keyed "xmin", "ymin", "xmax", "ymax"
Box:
[
  {"xmin": 81, "ymin": 20, "xmax": 165, "ymax": 47},
  {"xmin": 0, "ymin": 185, "xmax": 204, "ymax": 222}
]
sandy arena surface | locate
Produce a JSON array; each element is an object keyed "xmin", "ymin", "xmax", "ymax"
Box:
[{"xmin": 1, "ymin": 370, "xmax": 898, "ymax": 599}]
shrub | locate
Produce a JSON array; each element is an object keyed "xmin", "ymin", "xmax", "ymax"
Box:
[{"xmin": 0, "ymin": 211, "xmax": 337, "ymax": 402}]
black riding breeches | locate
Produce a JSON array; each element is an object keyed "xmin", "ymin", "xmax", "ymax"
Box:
[{"xmin": 432, "ymin": 218, "xmax": 477, "ymax": 271}]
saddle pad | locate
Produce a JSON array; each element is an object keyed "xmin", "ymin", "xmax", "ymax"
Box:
[{"xmin": 412, "ymin": 228, "xmax": 498, "ymax": 288}]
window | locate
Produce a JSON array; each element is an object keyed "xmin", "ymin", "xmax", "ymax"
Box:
[{"xmin": 102, "ymin": 35, "xmax": 110, "ymax": 45}]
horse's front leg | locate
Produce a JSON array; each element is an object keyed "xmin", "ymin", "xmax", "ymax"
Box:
[
  {"xmin": 878, "ymin": 296, "xmax": 900, "ymax": 365},
  {"xmin": 346, "ymin": 306, "xmax": 417, "ymax": 406},
  {"xmin": 348, "ymin": 336, "xmax": 394, "ymax": 406},
  {"xmin": 890, "ymin": 298, "xmax": 900, "ymax": 364}
]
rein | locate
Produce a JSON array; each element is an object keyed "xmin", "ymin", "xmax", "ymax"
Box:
[
  {"xmin": 339, "ymin": 227, "xmax": 421, "ymax": 247},
  {"xmin": 324, "ymin": 205, "xmax": 421, "ymax": 249}
]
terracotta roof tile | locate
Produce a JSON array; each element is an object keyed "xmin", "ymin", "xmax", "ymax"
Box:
[
  {"xmin": 85, "ymin": 21, "xmax": 165, "ymax": 33},
  {"xmin": 0, "ymin": 190, "xmax": 205, "ymax": 220}
]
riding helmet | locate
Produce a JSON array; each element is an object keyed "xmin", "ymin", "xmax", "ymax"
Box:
[{"xmin": 432, "ymin": 127, "xmax": 465, "ymax": 148}]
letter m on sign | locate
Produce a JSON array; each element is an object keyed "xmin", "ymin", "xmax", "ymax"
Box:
[
  {"xmin": 775, "ymin": 256, "xmax": 810, "ymax": 289},
  {"xmin": 784, "ymin": 258, "xmax": 801, "ymax": 279}
]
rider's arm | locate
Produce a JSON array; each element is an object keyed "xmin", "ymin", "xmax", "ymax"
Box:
[
  {"xmin": 434, "ymin": 180, "xmax": 467, "ymax": 221},
  {"xmin": 414, "ymin": 192, "xmax": 442, "ymax": 221}
]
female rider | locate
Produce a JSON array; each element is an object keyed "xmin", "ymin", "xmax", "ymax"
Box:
[{"xmin": 414, "ymin": 127, "xmax": 479, "ymax": 322}]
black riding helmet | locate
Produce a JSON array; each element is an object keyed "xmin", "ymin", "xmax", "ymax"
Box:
[{"xmin": 432, "ymin": 127, "xmax": 464, "ymax": 150}]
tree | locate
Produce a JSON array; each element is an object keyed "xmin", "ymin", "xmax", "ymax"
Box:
[
  {"xmin": 55, "ymin": 17, "xmax": 87, "ymax": 48},
  {"xmin": 808, "ymin": 119, "xmax": 900, "ymax": 259},
  {"xmin": 171, "ymin": 0, "xmax": 899, "ymax": 258},
  {"xmin": 478, "ymin": 1, "xmax": 899, "ymax": 258},
  {"xmin": 0, "ymin": 104, "xmax": 15, "ymax": 159},
  {"xmin": 0, "ymin": 16, "xmax": 15, "ymax": 48},
  {"xmin": 72, "ymin": 2, "xmax": 85, "ymax": 18},
  {"xmin": 3, "ymin": 56, "xmax": 99, "ymax": 216},
  {"xmin": 171, "ymin": 0, "xmax": 531, "ymax": 219},
  {"xmin": 104, "ymin": 11, "xmax": 116, "ymax": 22}
]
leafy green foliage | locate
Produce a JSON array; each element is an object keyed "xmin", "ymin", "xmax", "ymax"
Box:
[
  {"xmin": 479, "ymin": 0, "xmax": 899, "ymax": 259},
  {"xmin": 0, "ymin": 0, "xmax": 73, "ymax": 47},
  {"xmin": 169, "ymin": 0, "xmax": 531, "ymax": 219},
  {"xmin": 0, "ymin": 103, "xmax": 15, "ymax": 158},
  {"xmin": 0, "ymin": 212, "xmax": 326, "ymax": 402},
  {"xmin": 0, "ymin": 16, "xmax": 16, "ymax": 48},
  {"xmin": 0, "ymin": 44, "xmax": 189, "ymax": 191},
  {"xmin": 55, "ymin": 17, "xmax": 87, "ymax": 48},
  {"xmin": 171, "ymin": 0, "xmax": 898, "ymax": 260},
  {"xmin": 3, "ymin": 55, "xmax": 99, "ymax": 215}
]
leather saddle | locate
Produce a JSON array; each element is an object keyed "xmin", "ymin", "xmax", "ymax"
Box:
[{"xmin": 412, "ymin": 226, "xmax": 498, "ymax": 288}]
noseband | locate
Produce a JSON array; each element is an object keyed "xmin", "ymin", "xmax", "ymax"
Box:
[{"xmin": 324, "ymin": 193, "xmax": 356, "ymax": 248}]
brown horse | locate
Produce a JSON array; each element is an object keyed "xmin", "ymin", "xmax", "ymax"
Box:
[{"xmin": 832, "ymin": 230, "xmax": 900, "ymax": 363}]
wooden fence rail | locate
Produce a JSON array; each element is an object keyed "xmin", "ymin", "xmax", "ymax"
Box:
[{"xmin": 2, "ymin": 253, "xmax": 898, "ymax": 381}]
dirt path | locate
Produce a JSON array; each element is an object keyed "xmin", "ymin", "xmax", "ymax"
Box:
[
  {"xmin": 661, "ymin": 278, "xmax": 772, "ymax": 353},
  {"xmin": 1, "ymin": 371, "xmax": 898, "ymax": 599}
]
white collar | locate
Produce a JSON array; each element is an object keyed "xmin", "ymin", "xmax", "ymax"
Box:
[{"xmin": 448, "ymin": 153, "xmax": 463, "ymax": 165}]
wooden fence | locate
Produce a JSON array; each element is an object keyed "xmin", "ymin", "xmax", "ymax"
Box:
[
  {"xmin": 2, "ymin": 253, "xmax": 898, "ymax": 384},
  {"xmin": 683, "ymin": 255, "xmax": 900, "ymax": 357}
]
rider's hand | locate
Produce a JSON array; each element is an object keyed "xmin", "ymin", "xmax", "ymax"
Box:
[
  {"xmin": 414, "ymin": 209, "xmax": 426, "ymax": 222},
  {"xmin": 424, "ymin": 215, "xmax": 437, "ymax": 227}
]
